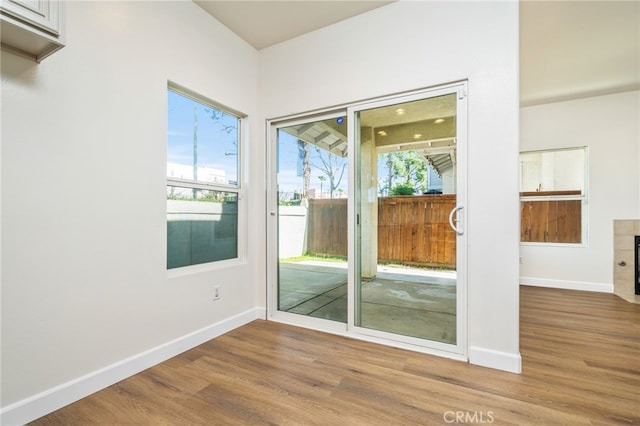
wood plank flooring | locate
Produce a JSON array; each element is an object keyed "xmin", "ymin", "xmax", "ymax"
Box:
[{"xmin": 31, "ymin": 286, "xmax": 640, "ymax": 425}]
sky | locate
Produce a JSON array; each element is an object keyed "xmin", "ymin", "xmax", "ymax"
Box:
[
  {"xmin": 277, "ymin": 130, "xmax": 349, "ymax": 199},
  {"xmin": 167, "ymin": 90, "xmax": 239, "ymax": 185}
]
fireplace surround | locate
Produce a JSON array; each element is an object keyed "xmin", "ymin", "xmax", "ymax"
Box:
[
  {"xmin": 636, "ymin": 235, "xmax": 639, "ymax": 296},
  {"xmin": 613, "ymin": 220, "xmax": 640, "ymax": 303}
]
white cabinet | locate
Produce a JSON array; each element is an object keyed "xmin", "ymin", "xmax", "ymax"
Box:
[{"xmin": 1, "ymin": 0, "xmax": 64, "ymax": 62}]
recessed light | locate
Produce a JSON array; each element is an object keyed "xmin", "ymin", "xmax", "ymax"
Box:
[
  {"xmin": 413, "ymin": 133, "xmax": 422, "ymax": 139},
  {"xmin": 395, "ymin": 108, "xmax": 406, "ymax": 115},
  {"xmin": 434, "ymin": 118, "xmax": 445, "ymax": 124},
  {"xmin": 377, "ymin": 130, "xmax": 387, "ymax": 136}
]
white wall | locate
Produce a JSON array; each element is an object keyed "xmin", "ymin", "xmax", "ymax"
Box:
[
  {"xmin": 1, "ymin": 1, "xmax": 523, "ymax": 422},
  {"xmin": 520, "ymin": 91, "xmax": 640, "ymax": 291},
  {"xmin": 278, "ymin": 206, "xmax": 307, "ymax": 258},
  {"xmin": 1, "ymin": 1, "xmax": 261, "ymax": 421},
  {"xmin": 260, "ymin": 1, "xmax": 521, "ymax": 372}
]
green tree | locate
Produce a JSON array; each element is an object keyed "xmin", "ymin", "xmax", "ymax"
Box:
[
  {"xmin": 380, "ymin": 151, "xmax": 429, "ymax": 195},
  {"xmin": 390, "ymin": 183, "xmax": 415, "ymax": 195}
]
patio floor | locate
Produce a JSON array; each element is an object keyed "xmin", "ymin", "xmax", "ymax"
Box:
[{"xmin": 278, "ymin": 261, "xmax": 456, "ymax": 344}]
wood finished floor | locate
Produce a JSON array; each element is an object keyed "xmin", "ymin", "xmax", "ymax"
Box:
[{"xmin": 31, "ymin": 286, "xmax": 640, "ymax": 425}]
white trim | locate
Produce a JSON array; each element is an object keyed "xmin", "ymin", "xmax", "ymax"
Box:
[
  {"xmin": 269, "ymin": 316, "xmax": 467, "ymax": 363},
  {"xmin": 520, "ymin": 241, "xmax": 587, "ymax": 248},
  {"xmin": 352, "ymin": 325, "xmax": 462, "ymax": 356},
  {"xmin": 167, "ymin": 257, "xmax": 246, "ymax": 279},
  {"xmin": 519, "ymin": 146, "xmax": 589, "ymax": 246},
  {"xmin": 167, "ymin": 177, "xmax": 241, "ymax": 193},
  {"xmin": 468, "ymin": 346, "xmax": 522, "ymax": 374},
  {"xmin": 254, "ymin": 306, "xmax": 267, "ymax": 320},
  {"xmin": 0, "ymin": 309, "xmax": 262, "ymax": 426},
  {"xmin": 520, "ymin": 276, "xmax": 613, "ymax": 293},
  {"xmin": 167, "ymin": 81, "xmax": 247, "ymax": 119}
]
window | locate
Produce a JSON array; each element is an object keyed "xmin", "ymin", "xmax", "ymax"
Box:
[
  {"xmin": 520, "ymin": 147, "xmax": 587, "ymax": 244},
  {"xmin": 167, "ymin": 84, "xmax": 243, "ymax": 269}
]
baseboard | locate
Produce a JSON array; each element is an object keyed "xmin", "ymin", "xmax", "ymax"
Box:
[
  {"xmin": 469, "ymin": 346, "xmax": 522, "ymax": 374},
  {"xmin": 0, "ymin": 308, "xmax": 262, "ymax": 426},
  {"xmin": 520, "ymin": 276, "xmax": 614, "ymax": 293},
  {"xmin": 255, "ymin": 306, "xmax": 267, "ymax": 320}
]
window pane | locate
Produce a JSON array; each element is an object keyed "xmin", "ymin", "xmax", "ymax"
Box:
[
  {"xmin": 520, "ymin": 148, "xmax": 584, "ymax": 194},
  {"xmin": 519, "ymin": 147, "xmax": 586, "ymax": 244},
  {"xmin": 521, "ymin": 199, "xmax": 582, "ymax": 243},
  {"xmin": 276, "ymin": 116, "xmax": 349, "ymax": 323},
  {"xmin": 167, "ymin": 186, "xmax": 238, "ymax": 269},
  {"xmin": 167, "ymin": 90, "xmax": 239, "ymax": 186}
]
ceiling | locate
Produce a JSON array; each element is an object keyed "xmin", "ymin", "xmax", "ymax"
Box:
[
  {"xmin": 520, "ymin": 0, "xmax": 639, "ymax": 106},
  {"xmin": 280, "ymin": 92, "xmax": 458, "ymax": 176},
  {"xmin": 194, "ymin": 1, "xmax": 393, "ymax": 50},
  {"xmin": 195, "ymin": 0, "xmax": 639, "ymax": 107}
]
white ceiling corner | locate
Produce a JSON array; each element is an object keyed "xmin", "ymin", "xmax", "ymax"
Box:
[
  {"xmin": 194, "ymin": 1, "xmax": 395, "ymax": 50},
  {"xmin": 519, "ymin": 0, "xmax": 639, "ymax": 106}
]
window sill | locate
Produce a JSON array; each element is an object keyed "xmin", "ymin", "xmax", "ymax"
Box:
[
  {"xmin": 520, "ymin": 241, "xmax": 587, "ymax": 249},
  {"xmin": 167, "ymin": 257, "xmax": 245, "ymax": 279}
]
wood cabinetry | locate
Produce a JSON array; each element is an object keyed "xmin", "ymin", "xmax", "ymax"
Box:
[{"xmin": 1, "ymin": 0, "xmax": 64, "ymax": 62}]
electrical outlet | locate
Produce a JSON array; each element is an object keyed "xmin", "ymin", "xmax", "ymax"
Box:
[
  {"xmin": 519, "ymin": 256, "xmax": 523, "ymax": 264},
  {"xmin": 213, "ymin": 286, "xmax": 221, "ymax": 301}
]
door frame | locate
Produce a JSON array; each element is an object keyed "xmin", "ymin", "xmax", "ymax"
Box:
[{"xmin": 266, "ymin": 81, "xmax": 468, "ymax": 360}]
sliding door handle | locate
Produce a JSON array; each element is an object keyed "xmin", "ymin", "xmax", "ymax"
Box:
[{"xmin": 448, "ymin": 205, "xmax": 464, "ymax": 235}]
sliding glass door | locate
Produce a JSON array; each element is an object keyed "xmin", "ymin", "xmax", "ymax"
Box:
[
  {"xmin": 273, "ymin": 113, "xmax": 349, "ymax": 324},
  {"xmin": 268, "ymin": 83, "xmax": 466, "ymax": 354},
  {"xmin": 349, "ymin": 87, "xmax": 465, "ymax": 351}
]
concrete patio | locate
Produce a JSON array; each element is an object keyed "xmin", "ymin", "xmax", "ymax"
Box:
[{"xmin": 278, "ymin": 261, "xmax": 457, "ymax": 344}]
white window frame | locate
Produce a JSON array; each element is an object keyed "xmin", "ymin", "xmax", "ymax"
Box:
[
  {"xmin": 166, "ymin": 82, "xmax": 246, "ymax": 272},
  {"xmin": 519, "ymin": 146, "xmax": 589, "ymax": 247}
]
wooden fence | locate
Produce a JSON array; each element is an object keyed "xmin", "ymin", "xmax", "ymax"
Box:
[
  {"xmin": 306, "ymin": 195, "xmax": 457, "ymax": 268},
  {"xmin": 305, "ymin": 193, "xmax": 583, "ymax": 268},
  {"xmin": 520, "ymin": 199, "xmax": 582, "ymax": 243},
  {"xmin": 306, "ymin": 198, "xmax": 348, "ymax": 257},
  {"xmin": 378, "ymin": 195, "xmax": 456, "ymax": 267}
]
